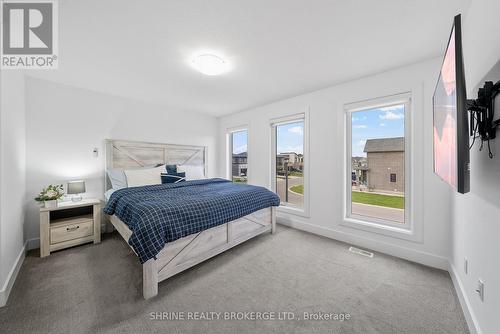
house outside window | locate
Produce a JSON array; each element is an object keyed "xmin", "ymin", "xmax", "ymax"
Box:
[
  {"xmin": 363, "ymin": 137, "xmax": 404, "ymax": 192},
  {"xmin": 228, "ymin": 129, "xmax": 248, "ymax": 183}
]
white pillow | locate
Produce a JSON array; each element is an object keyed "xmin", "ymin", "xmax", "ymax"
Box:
[
  {"xmin": 106, "ymin": 168, "xmax": 127, "ymax": 190},
  {"xmin": 124, "ymin": 165, "xmax": 165, "ymax": 187},
  {"xmin": 177, "ymin": 165, "xmax": 206, "ymax": 181}
]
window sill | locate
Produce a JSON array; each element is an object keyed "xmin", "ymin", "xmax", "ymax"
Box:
[
  {"xmin": 341, "ymin": 216, "xmax": 422, "ymax": 243},
  {"xmin": 277, "ymin": 205, "xmax": 310, "ymax": 218}
]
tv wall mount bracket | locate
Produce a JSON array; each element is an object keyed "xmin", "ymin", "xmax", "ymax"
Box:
[{"xmin": 467, "ymin": 80, "xmax": 500, "ymax": 158}]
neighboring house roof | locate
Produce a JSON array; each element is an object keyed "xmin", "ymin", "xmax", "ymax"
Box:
[
  {"xmin": 364, "ymin": 137, "xmax": 404, "ymax": 153},
  {"xmin": 352, "ymin": 156, "xmax": 368, "ymax": 170},
  {"xmin": 233, "ymin": 152, "xmax": 247, "ymax": 157}
]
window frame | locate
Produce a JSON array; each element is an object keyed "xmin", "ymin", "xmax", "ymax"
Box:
[
  {"xmin": 343, "ymin": 93, "xmax": 413, "ymax": 237},
  {"xmin": 226, "ymin": 126, "xmax": 249, "ymax": 183},
  {"xmin": 270, "ymin": 112, "xmax": 310, "ymax": 217}
]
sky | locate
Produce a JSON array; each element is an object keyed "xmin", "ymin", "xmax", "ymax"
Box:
[
  {"xmin": 232, "ymin": 130, "xmax": 248, "ymax": 154},
  {"xmin": 231, "ymin": 110, "xmax": 400, "ymax": 158},
  {"xmin": 351, "ymin": 105, "xmax": 405, "ymax": 157},
  {"xmin": 232, "ymin": 121, "xmax": 305, "ymax": 155},
  {"xmin": 277, "ymin": 121, "xmax": 304, "ymax": 154}
]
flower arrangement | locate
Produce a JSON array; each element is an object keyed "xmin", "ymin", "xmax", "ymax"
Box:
[{"xmin": 35, "ymin": 184, "xmax": 64, "ymax": 202}]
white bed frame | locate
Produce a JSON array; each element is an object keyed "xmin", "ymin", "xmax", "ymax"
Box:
[{"xmin": 104, "ymin": 139, "xmax": 276, "ymax": 299}]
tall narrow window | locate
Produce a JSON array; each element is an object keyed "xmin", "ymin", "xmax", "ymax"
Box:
[
  {"xmin": 348, "ymin": 99, "xmax": 409, "ymax": 226},
  {"xmin": 229, "ymin": 129, "xmax": 248, "ymax": 183},
  {"xmin": 272, "ymin": 118, "xmax": 305, "ymax": 209}
]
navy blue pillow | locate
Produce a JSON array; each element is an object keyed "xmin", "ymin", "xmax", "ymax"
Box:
[
  {"xmin": 161, "ymin": 172, "xmax": 186, "ymax": 184},
  {"xmin": 165, "ymin": 164, "xmax": 177, "ymax": 174}
]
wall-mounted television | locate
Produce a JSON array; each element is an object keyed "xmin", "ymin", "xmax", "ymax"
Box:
[{"xmin": 433, "ymin": 14, "xmax": 470, "ymax": 194}]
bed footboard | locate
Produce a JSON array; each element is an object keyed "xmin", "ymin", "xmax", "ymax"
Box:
[
  {"xmin": 141, "ymin": 206, "xmax": 276, "ymax": 299},
  {"xmin": 143, "ymin": 259, "xmax": 158, "ymax": 299}
]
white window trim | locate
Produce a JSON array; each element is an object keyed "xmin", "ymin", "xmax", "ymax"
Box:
[
  {"xmin": 226, "ymin": 125, "xmax": 249, "ymax": 183},
  {"xmin": 342, "ymin": 92, "xmax": 418, "ymax": 241},
  {"xmin": 270, "ymin": 110, "xmax": 310, "ymax": 218}
]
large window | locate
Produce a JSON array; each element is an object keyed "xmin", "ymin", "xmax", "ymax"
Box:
[
  {"xmin": 347, "ymin": 96, "xmax": 410, "ymax": 227},
  {"xmin": 229, "ymin": 129, "xmax": 248, "ymax": 183},
  {"xmin": 272, "ymin": 116, "xmax": 306, "ymax": 211}
]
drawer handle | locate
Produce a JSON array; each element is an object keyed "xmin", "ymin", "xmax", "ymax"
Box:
[{"xmin": 66, "ymin": 226, "xmax": 80, "ymax": 232}]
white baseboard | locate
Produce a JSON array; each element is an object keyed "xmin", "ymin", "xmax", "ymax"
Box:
[
  {"xmin": 277, "ymin": 215, "xmax": 449, "ymax": 270},
  {"xmin": 448, "ymin": 263, "xmax": 482, "ymax": 334},
  {"xmin": 0, "ymin": 241, "xmax": 27, "ymax": 307},
  {"xmin": 26, "ymin": 237, "xmax": 40, "ymax": 251}
]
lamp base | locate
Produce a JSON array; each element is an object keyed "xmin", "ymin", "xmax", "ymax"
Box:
[{"xmin": 71, "ymin": 194, "xmax": 82, "ymax": 202}]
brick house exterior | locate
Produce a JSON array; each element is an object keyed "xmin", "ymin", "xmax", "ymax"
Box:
[
  {"xmin": 351, "ymin": 156, "xmax": 368, "ymax": 185},
  {"xmin": 363, "ymin": 137, "xmax": 404, "ymax": 193},
  {"xmin": 232, "ymin": 152, "xmax": 247, "ymax": 178},
  {"xmin": 276, "ymin": 152, "xmax": 303, "ymax": 172}
]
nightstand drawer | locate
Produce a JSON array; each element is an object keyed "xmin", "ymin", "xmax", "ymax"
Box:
[
  {"xmin": 40, "ymin": 200, "xmax": 101, "ymax": 257},
  {"xmin": 51, "ymin": 218, "xmax": 93, "ymax": 244}
]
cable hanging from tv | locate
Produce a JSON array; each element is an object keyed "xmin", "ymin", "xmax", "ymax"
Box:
[{"xmin": 468, "ymin": 80, "xmax": 500, "ymax": 159}]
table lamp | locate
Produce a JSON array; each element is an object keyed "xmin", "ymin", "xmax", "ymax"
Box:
[{"xmin": 67, "ymin": 180, "xmax": 86, "ymax": 202}]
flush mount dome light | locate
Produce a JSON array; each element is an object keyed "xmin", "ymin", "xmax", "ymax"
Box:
[{"xmin": 191, "ymin": 53, "xmax": 230, "ymax": 76}]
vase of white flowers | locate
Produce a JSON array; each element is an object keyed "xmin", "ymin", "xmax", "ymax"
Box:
[
  {"xmin": 44, "ymin": 200, "xmax": 58, "ymax": 208},
  {"xmin": 35, "ymin": 184, "xmax": 64, "ymax": 208}
]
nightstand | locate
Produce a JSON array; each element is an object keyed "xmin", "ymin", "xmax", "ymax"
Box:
[{"xmin": 39, "ymin": 199, "xmax": 101, "ymax": 257}]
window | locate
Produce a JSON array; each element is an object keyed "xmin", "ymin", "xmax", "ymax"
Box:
[
  {"xmin": 228, "ymin": 129, "xmax": 248, "ymax": 183},
  {"xmin": 271, "ymin": 115, "xmax": 306, "ymax": 212},
  {"xmin": 346, "ymin": 95, "xmax": 410, "ymax": 228}
]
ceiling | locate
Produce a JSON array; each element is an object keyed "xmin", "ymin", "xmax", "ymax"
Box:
[{"xmin": 31, "ymin": 0, "xmax": 471, "ymax": 116}]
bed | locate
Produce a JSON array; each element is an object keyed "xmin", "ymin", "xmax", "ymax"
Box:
[{"xmin": 103, "ymin": 139, "xmax": 279, "ymax": 299}]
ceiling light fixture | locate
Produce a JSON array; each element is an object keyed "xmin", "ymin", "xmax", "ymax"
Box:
[{"xmin": 191, "ymin": 53, "xmax": 230, "ymax": 76}]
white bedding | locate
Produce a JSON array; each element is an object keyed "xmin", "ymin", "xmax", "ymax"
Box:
[
  {"xmin": 105, "ymin": 164, "xmax": 207, "ymax": 201},
  {"xmin": 177, "ymin": 165, "xmax": 206, "ymax": 181},
  {"xmin": 104, "ymin": 189, "xmax": 115, "ymax": 201},
  {"xmin": 124, "ymin": 164, "xmax": 165, "ymax": 187}
]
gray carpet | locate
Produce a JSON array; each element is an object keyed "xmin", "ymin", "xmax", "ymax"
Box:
[{"xmin": 0, "ymin": 226, "xmax": 469, "ymax": 334}]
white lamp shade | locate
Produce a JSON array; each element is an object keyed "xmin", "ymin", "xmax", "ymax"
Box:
[{"xmin": 67, "ymin": 180, "xmax": 86, "ymax": 194}]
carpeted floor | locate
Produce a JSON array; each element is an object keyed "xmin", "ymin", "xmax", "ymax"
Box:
[{"xmin": 0, "ymin": 226, "xmax": 469, "ymax": 334}]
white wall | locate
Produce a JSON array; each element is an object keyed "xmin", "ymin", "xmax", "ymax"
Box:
[
  {"xmin": 218, "ymin": 58, "xmax": 453, "ymax": 268},
  {"xmin": 449, "ymin": 1, "xmax": 500, "ymax": 333},
  {"xmin": 24, "ymin": 77, "xmax": 219, "ymax": 243},
  {"xmin": 0, "ymin": 71, "xmax": 26, "ymax": 304}
]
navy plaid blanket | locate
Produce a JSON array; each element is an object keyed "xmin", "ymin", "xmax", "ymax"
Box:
[{"xmin": 104, "ymin": 178, "xmax": 280, "ymax": 263}]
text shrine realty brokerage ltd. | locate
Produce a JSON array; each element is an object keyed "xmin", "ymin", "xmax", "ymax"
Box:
[{"xmin": 149, "ymin": 311, "xmax": 352, "ymax": 321}]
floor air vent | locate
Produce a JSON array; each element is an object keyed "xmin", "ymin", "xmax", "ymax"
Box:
[{"xmin": 349, "ymin": 246, "xmax": 374, "ymax": 258}]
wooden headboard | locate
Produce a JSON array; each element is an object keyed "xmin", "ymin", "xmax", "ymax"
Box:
[{"xmin": 104, "ymin": 139, "xmax": 207, "ymax": 191}]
